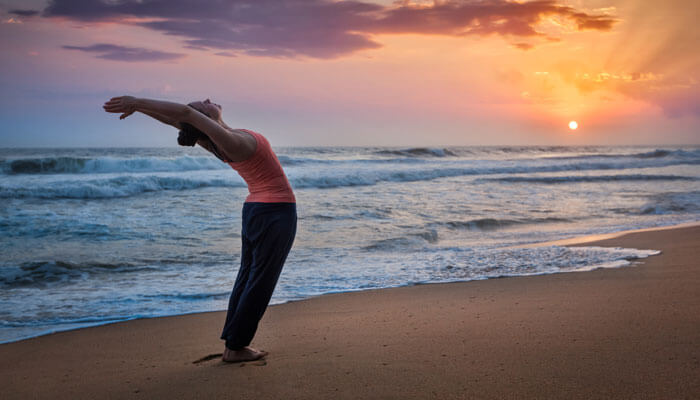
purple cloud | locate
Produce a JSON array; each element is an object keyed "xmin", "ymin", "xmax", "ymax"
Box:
[
  {"xmin": 62, "ymin": 43, "xmax": 186, "ymax": 62},
  {"xmin": 42, "ymin": 0, "xmax": 618, "ymax": 59},
  {"xmin": 214, "ymin": 52, "xmax": 237, "ymax": 58},
  {"xmin": 661, "ymin": 92, "xmax": 700, "ymax": 118},
  {"xmin": 9, "ymin": 9, "xmax": 40, "ymax": 17}
]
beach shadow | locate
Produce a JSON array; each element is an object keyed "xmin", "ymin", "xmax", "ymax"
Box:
[
  {"xmin": 192, "ymin": 353, "xmax": 267, "ymax": 367},
  {"xmin": 192, "ymin": 353, "xmax": 223, "ymax": 364}
]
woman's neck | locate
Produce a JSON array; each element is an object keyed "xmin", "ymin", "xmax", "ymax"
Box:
[{"xmin": 218, "ymin": 120, "xmax": 234, "ymax": 131}]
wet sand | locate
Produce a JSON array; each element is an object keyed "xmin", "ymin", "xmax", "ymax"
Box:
[{"xmin": 2, "ymin": 225, "xmax": 699, "ymax": 399}]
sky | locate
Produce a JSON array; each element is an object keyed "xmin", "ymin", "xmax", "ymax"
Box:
[{"xmin": 0, "ymin": 0, "xmax": 698, "ymax": 147}]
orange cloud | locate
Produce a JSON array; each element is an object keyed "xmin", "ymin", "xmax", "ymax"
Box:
[
  {"xmin": 569, "ymin": 12, "xmax": 616, "ymax": 31},
  {"xmin": 513, "ymin": 42, "xmax": 534, "ymax": 50}
]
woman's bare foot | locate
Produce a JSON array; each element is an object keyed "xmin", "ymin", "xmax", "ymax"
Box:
[{"xmin": 222, "ymin": 346, "xmax": 268, "ymax": 363}]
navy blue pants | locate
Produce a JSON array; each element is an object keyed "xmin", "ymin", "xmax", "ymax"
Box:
[{"xmin": 221, "ymin": 202, "xmax": 297, "ymax": 350}]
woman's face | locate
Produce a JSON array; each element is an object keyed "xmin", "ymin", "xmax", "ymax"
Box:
[{"xmin": 189, "ymin": 98, "xmax": 222, "ymax": 121}]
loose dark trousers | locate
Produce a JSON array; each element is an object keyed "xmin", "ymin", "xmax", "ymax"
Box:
[{"xmin": 221, "ymin": 202, "xmax": 297, "ymax": 350}]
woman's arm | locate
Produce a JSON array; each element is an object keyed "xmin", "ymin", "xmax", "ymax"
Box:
[
  {"xmin": 104, "ymin": 96, "xmax": 254, "ymax": 161},
  {"xmin": 140, "ymin": 110, "xmax": 182, "ymax": 129},
  {"xmin": 104, "ymin": 96, "xmax": 190, "ymax": 122},
  {"xmin": 111, "ymin": 104, "xmax": 181, "ymax": 129}
]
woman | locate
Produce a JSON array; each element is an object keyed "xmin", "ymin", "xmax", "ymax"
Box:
[{"xmin": 103, "ymin": 96, "xmax": 297, "ymax": 363}]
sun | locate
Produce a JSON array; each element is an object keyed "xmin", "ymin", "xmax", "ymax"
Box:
[{"xmin": 568, "ymin": 120, "xmax": 578, "ymax": 130}]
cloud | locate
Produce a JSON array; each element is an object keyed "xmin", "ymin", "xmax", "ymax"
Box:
[
  {"xmin": 561, "ymin": 69, "xmax": 699, "ymax": 118},
  {"xmin": 62, "ymin": 43, "xmax": 186, "ymax": 62},
  {"xmin": 570, "ymin": 12, "xmax": 616, "ymax": 31},
  {"xmin": 370, "ymin": 1, "xmax": 618, "ymax": 37},
  {"xmin": 9, "ymin": 9, "xmax": 40, "ymax": 17},
  {"xmin": 513, "ymin": 42, "xmax": 534, "ymax": 50},
  {"xmin": 137, "ymin": 17, "xmax": 382, "ymax": 59},
  {"xmin": 656, "ymin": 90, "xmax": 700, "ymax": 118},
  {"xmin": 42, "ymin": 0, "xmax": 618, "ymax": 59},
  {"xmin": 619, "ymin": 77, "xmax": 700, "ymax": 118}
]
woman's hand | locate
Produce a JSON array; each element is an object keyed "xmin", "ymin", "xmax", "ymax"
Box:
[{"xmin": 103, "ymin": 96, "xmax": 137, "ymax": 119}]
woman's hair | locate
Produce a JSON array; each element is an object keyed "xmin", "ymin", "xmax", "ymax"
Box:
[
  {"xmin": 177, "ymin": 122, "xmax": 204, "ymax": 146},
  {"xmin": 177, "ymin": 102, "xmax": 229, "ymax": 162}
]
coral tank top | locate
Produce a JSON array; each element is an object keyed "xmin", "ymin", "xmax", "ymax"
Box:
[{"xmin": 227, "ymin": 130, "xmax": 296, "ymax": 203}]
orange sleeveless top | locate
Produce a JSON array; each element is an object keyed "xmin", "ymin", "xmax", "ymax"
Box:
[{"xmin": 227, "ymin": 130, "xmax": 296, "ymax": 203}]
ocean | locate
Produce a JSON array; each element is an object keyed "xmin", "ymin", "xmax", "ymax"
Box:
[{"xmin": 1, "ymin": 145, "xmax": 698, "ymax": 343}]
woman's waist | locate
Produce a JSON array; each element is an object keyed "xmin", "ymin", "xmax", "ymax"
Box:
[
  {"xmin": 244, "ymin": 186, "xmax": 295, "ymax": 203},
  {"xmin": 245, "ymin": 175, "xmax": 293, "ymax": 194}
]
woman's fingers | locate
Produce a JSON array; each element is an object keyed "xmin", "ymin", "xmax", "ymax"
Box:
[
  {"xmin": 104, "ymin": 96, "xmax": 135, "ymax": 116},
  {"xmin": 104, "ymin": 103, "xmax": 127, "ymax": 112},
  {"xmin": 103, "ymin": 96, "xmax": 129, "ymax": 108},
  {"xmin": 104, "ymin": 96, "xmax": 133, "ymax": 115},
  {"xmin": 104, "ymin": 99, "xmax": 124, "ymax": 107},
  {"xmin": 104, "ymin": 98, "xmax": 121, "ymax": 107},
  {"xmin": 104, "ymin": 106, "xmax": 125, "ymax": 113}
]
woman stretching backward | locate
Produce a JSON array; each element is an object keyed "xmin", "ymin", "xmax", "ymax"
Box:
[{"xmin": 103, "ymin": 96, "xmax": 297, "ymax": 363}]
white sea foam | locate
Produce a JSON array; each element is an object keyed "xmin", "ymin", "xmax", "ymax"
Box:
[{"xmin": 0, "ymin": 245, "xmax": 661, "ymax": 343}]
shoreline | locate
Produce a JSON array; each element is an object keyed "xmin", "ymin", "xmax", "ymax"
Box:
[
  {"xmin": 1, "ymin": 220, "xmax": 696, "ymax": 346},
  {"xmin": 516, "ymin": 220, "xmax": 700, "ymax": 248},
  {"xmin": 2, "ymin": 223, "xmax": 699, "ymax": 398}
]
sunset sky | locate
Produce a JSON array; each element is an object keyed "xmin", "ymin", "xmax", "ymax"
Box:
[{"xmin": 1, "ymin": 0, "xmax": 698, "ymax": 147}]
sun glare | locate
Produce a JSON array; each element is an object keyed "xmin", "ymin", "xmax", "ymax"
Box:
[{"xmin": 568, "ymin": 120, "xmax": 578, "ymax": 130}]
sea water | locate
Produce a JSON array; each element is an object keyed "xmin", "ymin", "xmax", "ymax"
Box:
[{"xmin": 1, "ymin": 145, "xmax": 698, "ymax": 343}]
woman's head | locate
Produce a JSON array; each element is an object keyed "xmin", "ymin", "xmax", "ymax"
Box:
[
  {"xmin": 188, "ymin": 98, "xmax": 223, "ymax": 122},
  {"xmin": 181, "ymin": 99, "xmax": 228, "ymax": 162}
]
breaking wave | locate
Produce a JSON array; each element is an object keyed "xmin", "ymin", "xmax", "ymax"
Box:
[
  {"xmin": 0, "ymin": 260, "xmax": 149, "ymax": 288},
  {"xmin": 0, "ymin": 175, "xmax": 245, "ymax": 199},
  {"xmin": 437, "ymin": 217, "xmax": 571, "ymax": 230},
  {"xmin": 0, "ymin": 156, "xmax": 227, "ymax": 175},
  {"xmin": 374, "ymin": 147, "xmax": 458, "ymax": 158}
]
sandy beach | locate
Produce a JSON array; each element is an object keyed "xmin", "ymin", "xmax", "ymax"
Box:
[{"xmin": 2, "ymin": 224, "xmax": 699, "ymax": 399}]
